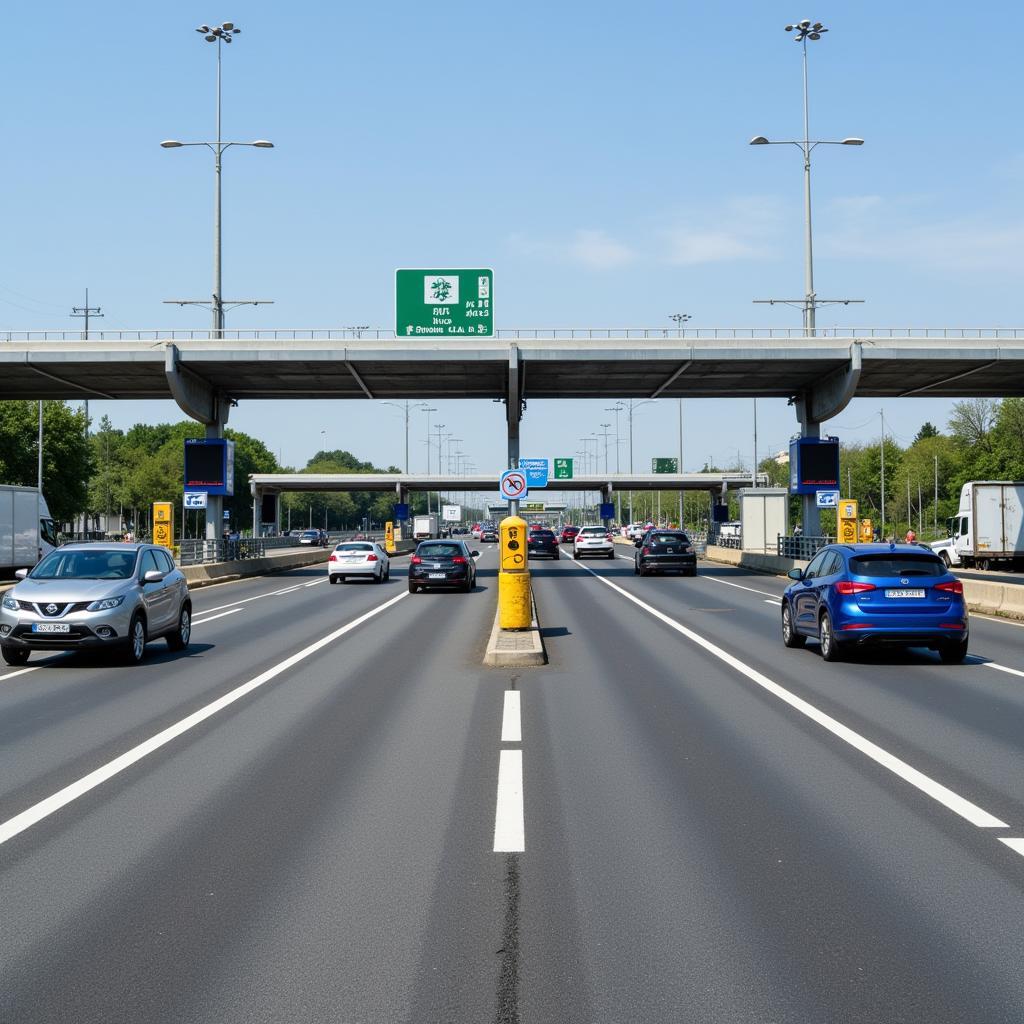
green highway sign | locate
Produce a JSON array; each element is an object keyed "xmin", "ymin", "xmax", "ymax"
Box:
[
  {"xmin": 554, "ymin": 458, "xmax": 573, "ymax": 479},
  {"xmin": 652, "ymin": 457, "xmax": 679, "ymax": 473},
  {"xmin": 396, "ymin": 268, "xmax": 493, "ymax": 337}
]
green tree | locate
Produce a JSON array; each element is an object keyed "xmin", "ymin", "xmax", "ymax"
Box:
[{"xmin": 913, "ymin": 421, "xmax": 940, "ymax": 444}]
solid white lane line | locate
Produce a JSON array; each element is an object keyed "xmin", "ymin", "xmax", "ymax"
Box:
[
  {"xmin": 493, "ymin": 749, "xmax": 525, "ymax": 853},
  {"xmin": 704, "ymin": 576, "xmax": 779, "ymax": 599},
  {"xmin": 999, "ymin": 838, "xmax": 1024, "ymax": 858},
  {"xmin": 765, "ymin": 599, "xmax": 777, "ymax": 605},
  {"xmin": 0, "ymin": 666, "xmax": 40, "ymax": 682},
  {"xmin": 0, "ymin": 590, "xmax": 409, "ymax": 848},
  {"xmin": 191, "ymin": 608, "xmax": 244, "ymax": 626},
  {"xmin": 984, "ymin": 662, "xmax": 1024, "ymax": 680},
  {"xmin": 576, "ymin": 561, "xmax": 1009, "ymax": 830},
  {"xmin": 501, "ymin": 691, "xmax": 522, "ymax": 743}
]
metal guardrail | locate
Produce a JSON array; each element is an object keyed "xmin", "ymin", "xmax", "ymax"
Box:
[
  {"xmin": 777, "ymin": 535, "xmax": 833, "ymax": 560},
  {"xmin": 178, "ymin": 538, "xmax": 269, "ymax": 566},
  {"xmin": 2, "ymin": 328, "xmax": 1024, "ymax": 343}
]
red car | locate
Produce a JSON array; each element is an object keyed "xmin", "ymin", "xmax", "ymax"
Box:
[{"xmin": 560, "ymin": 525, "xmax": 580, "ymax": 543}]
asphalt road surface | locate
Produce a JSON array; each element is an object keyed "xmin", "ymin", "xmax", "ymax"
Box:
[{"xmin": 2, "ymin": 546, "xmax": 1024, "ymax": 1022}]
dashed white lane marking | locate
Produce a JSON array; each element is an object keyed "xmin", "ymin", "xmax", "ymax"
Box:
[
  {"xmin": 984, "ymin": 662, "xmax": 1024, "ymax": 680},
  {"xmin": 501, "ymin": 691, "xmax": 522, "ymax": 743},
  {"xmin": 0, "ymin": 590, "xmax": 409, "ymax": 848},
  {"xmin": 198, "ymin": 577, "xmax": 329, "ymax": 615},
  {"xmin": 765, "ymin": 599, "xmax": 777, "ymax": 605},
  {"xmin": 191, "ymin": 608, "xmax": 243, "ymax": 626},
  {"xmin": 999, "ymin": 838, "xmax": 1024, "ymax": 858},
  {"xmin": 0, "ymin": 666, "xmax": 40, "ymax": 682},
  {"xmin": 493, "ymin": 749, "xmax": 525, "ymax": 853},
  {"xmin": 704, "ymin": 576, "xmax": 779, "ymax": 599},
  {"xmin": 576, "ymin": 560, "xmax": 1009, "ymax": 830}
]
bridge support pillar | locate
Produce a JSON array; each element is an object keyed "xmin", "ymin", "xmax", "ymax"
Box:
[
  {"xmin": 506, "ymin": 345, "xmax": 522, "ymax": 517},
  {"xmin": 396, "ymin": 482, "xmax": 409, "ymax": 539},
  {"xmin": 793, "ymin": 343, "xmax": 862, "ymax": 539},
  {"xmin": 251, "ymin": 481, "xmax": 262, "ymax": 538},
  {"xmin": 601, "ymin": 485, "xmax": 613, "ymax": 532}
]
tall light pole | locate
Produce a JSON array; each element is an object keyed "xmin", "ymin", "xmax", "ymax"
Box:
[
  {"xmin": 626, "ymin": 398, "xmax": 656, "ymax": 523},
  {"xmin": 320, "ymin": 429, "xmax": 326, "ymax": 455},
  {"xmin": 750, "ymin": 20, "xmax": 863, "ymax": 335},
  {"xmin": 599, "ymin": 423, "xmax": 612, "ymax": 473},
  {"xmin": 668, "ymin": 317, "xmax": 691, "ymax": 527},
  {"xmin": 162, "ymin": 23, "xmax": 274, "ymax": 338},
  {"xmin": 383, "ymin": 400, "xmax": 428, "ymax": 473}
]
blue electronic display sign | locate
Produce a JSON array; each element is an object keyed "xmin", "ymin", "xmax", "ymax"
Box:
[
  {"xmin": 184, "ymin": 438, "xmax": 235, "ymax": 496},
  {"xmin": 789, "ymin": 437, "xmax": 840, "ymax": 495}
]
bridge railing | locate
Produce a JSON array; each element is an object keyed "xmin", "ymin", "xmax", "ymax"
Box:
[{"xmin": 2, "ymin": 328, "xmax": 1023, "ymax": 343}]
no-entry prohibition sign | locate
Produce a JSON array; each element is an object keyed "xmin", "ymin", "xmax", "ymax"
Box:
[{"xmin": 499, "ymin": 470, "xmax": 528, "ymax": 500}]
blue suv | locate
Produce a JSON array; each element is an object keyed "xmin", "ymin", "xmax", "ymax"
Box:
[{"xmin": 781, "ymin": 544, "xmax": 968, "ymax": 663}]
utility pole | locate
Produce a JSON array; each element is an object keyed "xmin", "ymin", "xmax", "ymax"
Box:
[
  {"xmin": 880, "ymin": 409, "xmax": 886, "ymax": 539},
  {"xmin": 71, "ymin": 289, "xmax": 103, "ymax": 536}
]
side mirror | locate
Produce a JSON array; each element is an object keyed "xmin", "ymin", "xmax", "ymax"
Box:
[
  {"xmin": 15, "ymin": 568, "xmax": 28, "ymax": 579},
  {"xmin": 634, "ymin": 539, "xmax": 643, "ymax": 547},
  {"xmin": 786, "ymin": 568, "xmax": 804, "ymax": 581},
  {"xmin": 471, "ymin": 550, "xmax": 480, "ymax": 558},
  {"xmin": 143, "ymin": 569, "xmax": 166, "ymax": 583}
]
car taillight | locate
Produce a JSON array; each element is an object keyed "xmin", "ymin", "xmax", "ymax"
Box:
[
  {"xmin": 934, "ymin": 580, "xmax": 963, "ymax": 595},
  {"xmin": 833, "ymin": 581, "xmax": 876, "ymax": 595},
  {"xmin": 410, "ymin": 555, "xmax": 422, "ymax": 564},
  {"xmin": 606, "ymin": 534, "xmax": 614, "ymax": 541},
  {"xmin": 329, "ymin": 554, "xmax": 338, "ymax": 561},
  {"xmin": 642, "ymin": 546, "xmax": 650, "ymax": 555},
  {"xmin": 366, "ymin": 554, "xmax": 378, "ymax": 561},
  {"xmin": 451, "ymin": 556, "xmax": 467, "ymax": 565}
]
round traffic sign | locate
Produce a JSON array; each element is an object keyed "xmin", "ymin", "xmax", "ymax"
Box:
[{"xmin": 500, "ymin": 470, "xmax": 528, "ymax": 500}]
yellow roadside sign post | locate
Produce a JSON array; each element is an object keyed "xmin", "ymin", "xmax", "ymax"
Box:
[
  {"xmin": 837, "ymin": 500, "xmax": 859, "ymax": 545},
  {"xmin": 152, "ymin": 502, "xmax": 174, "ymax": 550},
  {"xmin": 860, "ymin": 518, "xmax": 874, "ymax": 542},
  {"xmin": 498, "ymin": 516, "xmax": 531, "ymax": 629},
  {"xmin": 384, "ymin": 521, "xmax": 396, "ymax": 554}
]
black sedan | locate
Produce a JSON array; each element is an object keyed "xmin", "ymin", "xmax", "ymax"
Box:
[
  {"xmin": 527, "ymin": 529, "xmax": 560, "ymax": 559},
  {"xmin": 634, "ymin": 530, "xmax": 697, "ymax": 576},
  {"xmin": 408, "ymin": 540, "xmax": 479, "ymax": 593}
]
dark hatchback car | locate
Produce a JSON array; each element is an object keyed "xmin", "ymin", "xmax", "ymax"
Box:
[
  {"xmin": 634, "ymin": 530, "xmax": 697, "ymax": 576},
  {"xmin": 781, "ymin": 543, "xmax": 968, "ymax": 663},
  {"xmin": 527, "ymin": 529, "xmax": 560, "ymax": 560},
  {"xmin": 408, "ymin": 540, "xmax": 479, "ymax": 593}
]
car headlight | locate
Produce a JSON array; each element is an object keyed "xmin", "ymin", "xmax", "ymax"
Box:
[
  {"xmin": 2, "ymin": 596, "xmax": 18, "ymax": 611},
  {"xmin": 87, "ymin": 595, "xmax": 125, "ymax": 612}
]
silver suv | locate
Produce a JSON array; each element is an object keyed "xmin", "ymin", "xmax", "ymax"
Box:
[{"xmin": 0, "ymin": 543, "xmax": 191, "ymax": 666}]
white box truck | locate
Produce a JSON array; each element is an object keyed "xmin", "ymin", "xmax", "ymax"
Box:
[
  {"xmin": 0, "ymin": 485, "xmax": 58, "ymax": 577},
  {"xmin": 413, "ymin": 514, "xmax": 439, "ymax": 540},
  {"xmin": 930, "ymin": 481, "xmax": 1024, "ymax": 570}
]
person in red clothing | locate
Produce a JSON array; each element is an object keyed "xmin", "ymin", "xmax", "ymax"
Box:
[{"xmin": 905, "ymin": 528, "xmax": 917, "ymax": 543}]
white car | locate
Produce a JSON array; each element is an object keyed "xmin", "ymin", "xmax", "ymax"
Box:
[
  {"xmin": 574, "ymin": 526, "xmax": 615, "ymax": 559},
  {"xmin": 328, "ymin": 541, "xmax": 390, "ymax": 584}
]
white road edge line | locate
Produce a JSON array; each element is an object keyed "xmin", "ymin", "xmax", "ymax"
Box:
[
  {"xmin": 999, "ymin": 838, "xmax": 1024, "ymax": 858},
  {"xmin": 0, "ymin": 666, "xmax": 40, "ymax": 682},
  {"xmin": 493, "ymin": 749, "xmax": 525, "ymax": 853},
  {"xmin": 0, "ymin": 590, "xmax": 409, "ymax": 848},
  {"xmin": 577, "ymin": 561, "xmax": 1009, "ymax": 830},
  {"xmin": 704, "ymin": 576, "xmax": 779, "ymax": 599},
  {"xmin": 984, "ymin": 662, "xmax": 1024, "ymax": 681},
  {"xmin": 501, "ymin": 690, "xmax": 522, "ymax": 743},
  {"xmin": 190, "ymin": 608, "xmax": 244, "ymax": 626}
]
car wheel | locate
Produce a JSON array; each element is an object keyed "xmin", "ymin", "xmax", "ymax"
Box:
[
  {"xmin": 980, "ymin": 558, "xmax": 991, "ymax": 571},
  {"xmin": 608, "ymin": 550, "xmax": 615, "ymax": 559},
  {"xmin": 166, "ymin": 603, "xmax": 191, "ymax": 652},
  {"xmin": 374, "ymin": 567, "xmax": 383, "ymax": 584},
  {"xmin": 408, "ymin": 580, "xmax": 418, "ymax": 594},
  {"xmin": 461, "ymin": 577, "xmax": 472, "ymax": 593},
  {"xmin": 329, "ymin": 574, "xmax": 339, "ymax": 584},
  {"xmin": 1, "ymin": 646, "xmax": 29, "ymax": 666},
  {"xmin": 940, "ymin": 551, "xmax": 951, "ymax": 568},
  {"xmin": 818, "ymin": 610, "xmax": 842, "ymax": 662},
  {"xmin": 781, "ymin": 603, "xmax": 806, "ymax": 648},
  {"xmin": 553, "ymin": 551, "xmax": 559, "ymax": 560},
  {"xmin": 384, "ymin": 565, "xmax": 390, "ymax": 581},
  {"xmin": 939, "ymin": 637, "xmax": 969, "ymax": 664},
  {"xmin": 122, "ymin": 613, "xmax": 147, "ymax": 665}
]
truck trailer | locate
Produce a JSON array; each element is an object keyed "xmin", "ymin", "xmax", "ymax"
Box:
[
  {"xmin": 930, "ymin": 481, "xmax": 1024, "ymax": 570},
  {"xmin": 412, "ymin": 514, "xmax": 439, "ymax": 540},
  {"xmin": 0, "ymin": 485, "xmax": 58, "ymax": 577}
]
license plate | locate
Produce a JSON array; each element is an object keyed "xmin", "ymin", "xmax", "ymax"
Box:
[
  {"xmin": 428, "ymin": 573, "xmax": 446, "ymax": 579},
  {"xmin": 32, "ymin": 623, "xmax": 70, "ymax": 633},
  {"xmin": 885, "ymin": 589, "xmax": 925, "ymax": 599}
]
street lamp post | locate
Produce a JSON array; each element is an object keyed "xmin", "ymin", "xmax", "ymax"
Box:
[
  {"xmin": 626, "ymin": 399, "xmax": 656, "ymax": 524},
  {"xmin": 750, "ymin": 21, "xmax": 863, "ymax": 335},
  {"xmin": 161, "ymin": 23, "xmax": 274, "ymax": 339},
  {"xmin": 668, "ymin": 316, "xmax": 691, "ymax": 527},
  {"xmin": 383, "ymin": 400, "xmax": 428, "ymax": 473}
]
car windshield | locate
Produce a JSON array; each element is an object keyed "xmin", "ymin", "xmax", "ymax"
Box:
[
  {"xmin": 532, "ymin": 531, "xmax": 555, "ymax": 539},
  {"xmin": 849, "ymin": 555, "xmax": 945, "ymax": 578},
  {"xmin": 31, "ymin": 548, "xmax": 137, "ymax": 580},
  {"xmin": 336, "ymin": 543, "xmax": 373, "ymax": 552},
  {"xmin": 419, "ymin": 544, "xmax": 462, "ymax": 557},
  {"xmin": 301, "ymin": 531, "xmax": 319, "ymax": 537},
  {"xmin": 580, "ymin": 528, "xmax": 605, "ymax": 535},
  {"xmin": 650, "ymin": 533, "xmax": 689, "ymax": 545}
]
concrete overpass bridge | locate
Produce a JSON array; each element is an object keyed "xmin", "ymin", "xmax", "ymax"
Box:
[{"xmin": 3, "ymin": 326, "xmax": 1021, "ymax": 534}]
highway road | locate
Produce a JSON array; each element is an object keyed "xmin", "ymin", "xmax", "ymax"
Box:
[{"xmin": 2, "ymin": 547, "xmax": 1024, "ymax": 1022}]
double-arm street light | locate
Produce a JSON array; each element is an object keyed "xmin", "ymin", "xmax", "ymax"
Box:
[
  {"xmin": 161, "ymin": 23, "xmax": 274, "ymax": 338},
  {"xmin": 382, "ymin": 400, "xmax": 429, "ymax": 473},
  {"xmin": 750, "ymin": 20, "xmax": 863, "ymax": 335}
]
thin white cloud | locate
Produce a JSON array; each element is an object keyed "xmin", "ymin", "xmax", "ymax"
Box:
[{"xmin": 567, "ymin": 229, "xmax": 637, "ymax": 269}]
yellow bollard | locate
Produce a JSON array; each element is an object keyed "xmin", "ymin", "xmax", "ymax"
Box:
[{"xmin": 498, "ymin": 515, "xmax": 532, "ymax": 630}]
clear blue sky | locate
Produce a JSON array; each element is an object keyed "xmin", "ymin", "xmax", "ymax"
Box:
[{"xmin": 3, "ymin": 2, "xmax": 1021, "ymax": 484}]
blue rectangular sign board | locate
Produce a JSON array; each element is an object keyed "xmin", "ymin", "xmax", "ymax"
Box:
[
  {"xmin": 393, "ymin": 503, "xmax": 410, "ymax": 521},
  {"xmin": 518, "ymin": 458, "xmax": 549, "ymax": 487},
  {"xmin": 600, "ymin": 502, "xmax": 615, "ymax": 520}
]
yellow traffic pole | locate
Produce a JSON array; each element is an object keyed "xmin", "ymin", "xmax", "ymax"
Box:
[{"xmin": 498, "ymin": 515, "xmax": 532, "ymax": 629}]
